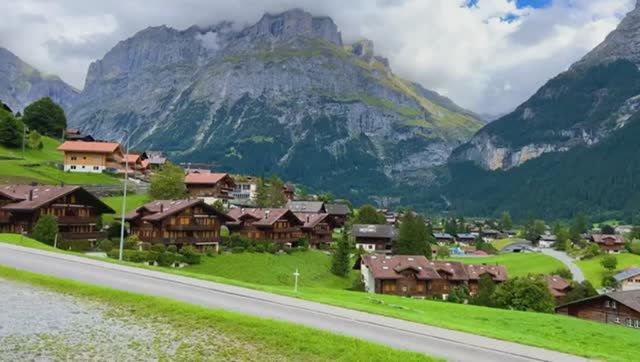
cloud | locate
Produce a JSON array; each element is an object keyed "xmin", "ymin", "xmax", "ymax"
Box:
[{"xmin": 0, "ymin": 0, "xmax": 634, "ymax": 114}]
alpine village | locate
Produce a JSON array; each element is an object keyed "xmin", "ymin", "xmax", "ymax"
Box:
[{"xmin": 1, "ymin": 3, "xmax": 640, "ymax": 362}]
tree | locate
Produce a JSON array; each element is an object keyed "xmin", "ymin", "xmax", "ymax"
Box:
[
  {"xmin": 448, "ymin": 285, "xmax": 470, "ymax": 304},
  {"xmin": 0, "ymin": 110, "xmax": 23, "ymax": 148},
  {"xmin": 499, "ymin": 211, "xmax": 513, "ymax": 231},
  {"xmin": 550, "ymin": 268, "xmax": 573, "ymax": 281},
  {"xmin": 255, "ymin": 175, "xmax": 287, "ymax": 207},
  {"xmin": 212, "ymin": 199, "xmax": 225, "ymax": 213},
  {"xmin": 255, "ymin": 177, "xmax": 269, "ymax": 207},
  {"xmin": 354, "ymin": 204, "xmax": 386, "ymax": 225},
  {"xmin": 522, "ymin": 218, "xmax": 545, "ymax": 242},
  {"xmin": 553, "ymin": 226, "xmax": 570, "ymax": 251},
  {"xmin": 27, "ymin": 130, "xmax": 43, "ymax": 149},
  {"xmin": 600, "ymin": 254, "xmax": 618, "ymax": 272},
  {"xmin": 491, "ymin": 276, "xmax": 556, "ymax": 313},
  {"xmin": 32, "ymin": 215, "xmax": 59, "ymax": 246},
  {"xmin": 22, "ymin": 97, "xmax": 67, "ymax": 138},
  {"xmin": 470, "ymin": 274, "xmax": 497, "ymax": 307},
  {"xmin": 562, "ymin": 281, "xmax": 597, "ymax": 304},
  {"xmin": 629, "ymin": 225, "xmax": 640, "ymax": 241},
  {"xmin": 602, "ymin": 273, "xmax": 618, "ymax": 289},
  {"xmin": 331, "ymin": 230, "xmax": 351, "ymax": 277},
  {"xmin": 317, "ymin": 192, "xmax": 334, "ymax": 203},
  {"xmin": 569, "ymin": 212, "xmax": 588, "ymax": 244},
  {"xmin": 394, "ymin": 212, "xmax": 431, "ymax": 256},
  {"xmin": 628, "ymin": 240, "xmax": 640, "ymax": 255},
  {"xmin": 584, "ymin": 243, "xmax": 601, "ymax": 259},
  {"xmin": 436, "ymin": 245, "xmax": 450, "ymax": 260},
  {"xmin": 149, "ymin": 161, "xmax": 186, "ymax": 200},
  {"xmin": 600, "ymin": 224, "xmax": 615, "ymax": 235},
  {"xmin": 444, "ymin": 217, "xmax": 458, "ymax": 235}
]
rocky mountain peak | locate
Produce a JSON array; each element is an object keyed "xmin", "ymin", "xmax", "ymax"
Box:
[
  {"xmin": 246, "ymin": 8, "xmax": 342, "ymax": 46},
  {"xmin": 572, "ymin": 1, "xmax": 640, "ymax": 69}
]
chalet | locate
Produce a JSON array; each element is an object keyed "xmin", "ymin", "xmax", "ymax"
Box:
[
  {"xmin": 433, "ymin": 233, "xmax": 455, "ymax": 244},
  {"xmin": 544, "ymin": 275, "xmax": 572, "ymax": 301},
  {"xmin": 58, "ymin": 141, "xmax": 124, "ymax": 173},
  {"xmin": 145, "ymin": 151, "xmax": 167, "ymax": 169},
  {"xmin": 296, "ymin": 213, "xmax": 337, "ymax": 248},
  {"xmin": 591, "ymin": 234, "xmax": 625, "ymax": 253},
  {"xmin": 325, "ymin": 203, "xmax": 350, "ymax": 227},
  {"xmin": 0, "ymin": 185, "xmax": 114, "ymax": 241},
  {"xmin": 358, "ymin": 255, "xmax": 507, "ymax": 299},
  {"xmin": 456, "ymin": 233, "xmax": 477, "ymax": 244},
  {"xmin": 121, "ymin": 154, "xmax": 148, "ymax": 177},
  {"xmin": 352, "ymin": 224, "xmax": 396, "ymax": 253},
  {"xmin": 185, "ymin": 172, "xmax": 236, "ymax": 204},
  {"xmin": 125, "ymin": 199, "xmax": 233, "ymax": 251},
  {"xmin": 482, "ymin": 229, "xmax": 501, "ymax": 240},
  {"xmin": 539, "ymin": 234, "xmax": 557, "ymax": 248},
  {"xmin": 556, "ymin": 290, "xmax": 640, "ymax": 328},
  {"xmin": 231, "ymin": 177, "xmax": 257, "ymax": 202},
  {"xmin": 614, "ymin": 268, "xmax": 640, "ymax": 291},
  {"xmin": 287, "ymin": 201, "xmax": 325, "ymax": 213},
  {"xmin": 283, "ymin": 184, "xmax": 295, "ymax": 201},
  {"xmin": 615, "ymin": 225, "xmax": 633, "ymax": 235},
  {"xmin": 226, "ymin": 208, "xmax": 304, "ymax": 246},
  {"xmin": 65, "ymin": 129, "xmax": 95, "ymax": 142}
]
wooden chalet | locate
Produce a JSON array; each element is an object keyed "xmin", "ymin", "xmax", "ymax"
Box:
[
  {"xmin": 325, "ymin": 203, "xmax": 350, "ymax": 227},
  {"xmin": 358, "ymin": 255, "xmax": 507, "ymax": 299},
  {"xmin": 185, "ymin": 172, "xmax": 236, "ymax": 203},
  {"xmin": 287, "ymin": 201, "xmax": 325, "ymax": 213},
  {"xmin": 226, "ymin": 208, "xmax": 304, "ymax": 246},
  {"xmin": 65, "ymin": 128, "xmax": 95, "ymax": 142},
  {"xmin": 58, "ymin": 141, "xmax": 125, "ymax": 173},
  {"xmin": 125, "ymin": 199, "xmax": 233, "ymax": 250},
  {"xmin": 614, "ymin": 268, "xmax": 640, "ymax": 291},
  {"xmin": 556, "ymin": 290, "xmax": 640, "ymax": 328},
  {"xmin": 352, "ymin": 224, "xmax": 396, "ymax": 253},
  {"xmin": 282, "ymin": 184, "xmax": 295, "ymax": 201},
  {"xmin": 0, "ymin": 185, "xmax": 114, "ymax": 241},
  {"xmin": 121, "ymin": 153, "xmax": 149, "ymax": 177},
  {"xmin": 295, "ymin": 213, "xmax": 337, "ymax": 248},
  {"xmin": 590, "ymin": 234, "xmax": 625, "ymax": 253},
  {"xmin": 544, "ymin": 275, "xmax": 572, "ymax": 302},
  {"xmin": 433, "ymin": 233, "xmax": 455, "ymax": 244},
  {"xmin": 456, "ymin": 233, "xmax": 477, "ymax": 244}
]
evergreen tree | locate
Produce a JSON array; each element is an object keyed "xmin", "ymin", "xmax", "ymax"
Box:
[
  {"xmin": 255, "ymin": 177, "xmax": 268, "ymax": 207},
  {"xmin": 562, "ymin": 281, "xmax": 597, "ymax": 304},
  {"xmin": 553, "ymin": 226, "xmax": 570, "ymax": 251},
  {"xmin": 32, "ymin": 215, "xmax": 59, "ymax": 246},
  {"xmin": 268, "ymin": 175, "xmax": 287, "ymax": 207},
  {"xmin": 331, "ymin": 230, "xmax": 351, "ymax": 277},
  {"xmin": 394, "ymin": 211, "xmax": 430, "ymax": 255},
  {"xmin": 0, "ymin": 109, "xmax": 23, "ymax": 148},
  {"xmin": 149, "ymin": 161, "xmax": 186, "ymax": 199},
  {"xmin": 499, "ymin": 211, "xmax": 513, "ymax": 231},
  {"xmin": 470, "ymin": 274, "xmax": 496, "ymax": 307},
  {"xmin": 354, "ymin": 204, "xmax": 386, "ymax": 224},
  {"xmin": 22, "ymin": 97, "xmax": 67, "ymax": 138},
  {"xmin": 569, "ymin": 212, "xmax": 588, "ymax": 244}
]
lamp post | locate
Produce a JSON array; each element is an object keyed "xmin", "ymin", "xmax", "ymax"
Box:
[{"xmin": 118, "ymin": 131, "xmax": 131, "ymax": 261}]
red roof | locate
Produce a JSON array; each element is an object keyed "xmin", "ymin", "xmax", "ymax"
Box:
[
  {"xmin": 0, "ymin": 185, "xmax": 114, "ymax": 213},
  {"xmin": 185, "ymin": 172, "xmax": 233, "ymax": 185},
  {"xmin": 591, "ymin": 234, "xmax": 625, "ymax": 245},
  {"xmin": 58, "ymin": 141, "xmax": 121, "ymax": 153},
  {"xmin": 544, "ymin": 275, "xmax": 571, "ymax": 297}
]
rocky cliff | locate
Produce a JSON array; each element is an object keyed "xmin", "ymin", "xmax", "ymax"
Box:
[
  {"xmin": 0, "ymin": 47, "xmax": 79, "ymax": 112},
  {"xmin": 69, "ymin": 9, "xmax": 481, "ymax": 201},
  {"xmin": 451, "ymin": 2, "xmax": 640, "ymax": 171}
]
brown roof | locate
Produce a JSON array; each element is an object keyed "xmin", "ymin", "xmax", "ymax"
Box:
[
  {"xmin": 591, "ymin": 234, "xmax": 625, "ymax": 245},
  {"xmin": 557, "ymin": 290, "xmax": 640, "ymax": 313},
  {"xmin": 544, "ymin": 275, "xmax": 571, "ymax": 297},
  {"xmin": 227, "ymin": 208, "xmax": 303, "ymax": 227},
  {"xmin": 58, "ymin": 141, "xmax": 121, "ymax": 154},
  {"xmin": 294, "ymin": 213, "xmax": 333, "ymax": 229},
  {"xmin": 185, "ymin": 172, "xmax": 234, "ymax": 186},
  {"xmin": 352, "ymin": 224, "xmax": 396, "ymax": 239},
  {"xmin": 123, "ymin": 154, "xmax": 141, "ymax": 164},
  {"xmin": 361, "ymin": 255, "xmax": 507, "ymax": 282},
  {"xmin": 0, "ymin": 185, "xmax": 114, "ymax": 213},
  {"xmin": 127, "ymin": 199, "xmax": 233, "ymax": 222}
]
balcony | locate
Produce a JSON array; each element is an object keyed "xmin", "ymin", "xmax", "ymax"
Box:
[
  {"xmin": 60, "ymin": 232, "xmax": 107, "ymax": 240},
  {"xmin": 56, "ymin": 216, "xmax": 99, "ymax": 225},
  {"xmin": 153, "ymin": 237, "xmax": 219, "ymax": 245},
  {"xmin": 166, "ymin": 224, "xmax": 216, "ymax": 231}
]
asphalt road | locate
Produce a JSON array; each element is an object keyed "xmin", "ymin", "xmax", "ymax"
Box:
[
  {"xmin": 0, "ymin": 243, "xmax": 589, "ymax": 362},
  {"xmin": 541, "ymin": 249, "xmax": 586, "ymax": 282}
]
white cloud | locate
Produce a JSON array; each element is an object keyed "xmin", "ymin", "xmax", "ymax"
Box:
[{"xmin": 0, "ymin": 0, "xmax": 635, "ymax": 114}]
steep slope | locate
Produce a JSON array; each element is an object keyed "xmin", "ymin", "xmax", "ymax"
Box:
[
  {"xmin": 0, "ymin": 47, "xmax": 79, "ymax": 112},
  {"xmin": 451, "ymin": 2, "xmax": 640, "ymax": 170},
  {"xmin": 69, "ymin": 9, "xmax": 482, "ymax": 201}
]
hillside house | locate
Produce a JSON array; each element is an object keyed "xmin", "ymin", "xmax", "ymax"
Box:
[
  {"xmin": 58, "ymin": 141, "xmax": 125, "ymax": 173},
  {"xmin": 325, "ymin": 203, "xmax": 350, "ymax": 227},
  {"xmin": 358, "ymin": 255, "xmax": 507, "ymax": 299},
  {"xmin": 65, "ymin": 129, "xmax": 95, "ymax": 142},
  {"xmin": 125, "ymin": 199, "xmax": 233, "ymax": 250},
  {"xmin": 591, "ymin": 234, "xmax": 625, "ymax": 253},
  {"xmin": 185, "ymin": 172, "xmax": 236, "ymax": 204},
  {"xmin": 556, "ymin": 290, "xmax": 640, "ymax": 328},
  {"xmin": 287, "ymin": 201, "xmax": 325, "ymax": 213},
  {"xmin": 121, "ymin": 153, "xmax": 148, "ymax": 177},
  {"xmin": 283, "ymin": 184, "xmax": 295, "ymax": 201},
  {"xmin": 296, "ymin": 213, "xmax": 337, "ymax": 248},
  {"xmin": 539, "ymin": 234, "xmax": 557, "ymax": 248},
  {"xmin": 456, "ymin": 233, "xmax": 477, "ymax": 244},
  {"xmin": 352, "ymin": 224, "xmax": 396, "ymax": 253},
  {"xmin": 226, "ymin": 208, "xmax": 304, "ymax": 246},
  {"xmin": 0, "ymin": 185, "xmax": 114, "ymax": 241},
  {"xmin": 433, "ymin": 233, "xmax": 455, "ymax": 244},
  {"xmin": 544, "ymin": 275, "xmax": 572, "ymax": 301},
  {"xmin": 614, "ymin": 268, "xmax": 640, "ymax": 291},
  {"xmin": 145, "ymin": 151, "xmax": 167, "ymax": 169},
  {"xmin": 231, "ymin": 178, "xmax": 257, "ymax": 202}
]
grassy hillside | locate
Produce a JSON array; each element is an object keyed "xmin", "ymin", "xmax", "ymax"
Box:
[
  {"xmin": 0, "ymin": 136, "xmax": 119, "ymax": 185},
  {"xmin": 101, "ymin": 194, "xmax": 150, "ymax": 223},
  {"xmin": 0, "ymin": 235, "xmax": 637, "ymax": 361},
  {"xmin": 447, "ymin": 253, "xmax": 565, "ymax": 278},
  {"xmin": 0, "ymin": 266, "xmax": 433, "ymax": 362},
  {"xmin": 577, "ymin": 253, "xmax": 640, "ymax": 288},
  {"xmin": 186, "ymin": 251, "xmax": 358, "ymax": 289}
]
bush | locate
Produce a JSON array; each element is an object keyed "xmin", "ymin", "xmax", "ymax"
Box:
[
  {"xmin": 150, "ymin": 244, "xmax": 166, "ymax": 253},
  {"xmin": 583, "ymin": 244, "xmax": 601, "ymax": 259},
  {"xmin": 267, "ymin": 243, "xmax": 280, "ymax": 254},
  {"xmin": 231, "ymin": 246, "xmax": 245, "ymax": 254},
  {"xmin": 628, "ymin": 240, "xmax": 640, "ymax": 255},
  {"xmin": 602, "ymin": 273, "xmax": 618, "ymax": 289},
  {"xmin": 203, "ymin": 246, "xmax": 217, "ymax": 257},
  {"xmin": 124, "ymin": 235, "xmax": 141, "ymax": 250},
  {"xmin": 297, "ymin": 237, "xmax": 310, "ymax": 251},
  {"xmin": 167, "ymin": 245, "xmax": 178, "ymax": 253},
  {"xmin": 57, "ymin": 240, "xmax": 93, "ymax": 252},
  {"xmin": 448, "ymin": 285, "xmax": 470, "ymax": 304},
  {"xmin": 179, "ymin": 245, "xmax": 202, "ymax": 265},
  {"xmin": 491, "ymin": 276, "xmax": 556, "ymax": 313},
  {"xmin": 107, "ymin": 221, "xmax": 127, "ymax": 240},
  {"xmin": 551, "ymin": 268, "xmax": 573, "ymax": 280},
  {"xmin": 32, "ymin": 215, "xmax": 58, "ymax": 246},
  {"xmin": 157, "ymin": 252, "xmax": 177, "ymax": 267},
  {"xmin": 98, "ymin": 239, "xmax": 113, "ymax": 252},
  {"xmin": 140, "ymin": 242, "xmax": 152, "ymax": 251}
]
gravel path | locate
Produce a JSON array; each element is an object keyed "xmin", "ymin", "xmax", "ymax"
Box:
[{"xmin": 541, "ymin": 249, "xmax": 585, "ymax": 282}]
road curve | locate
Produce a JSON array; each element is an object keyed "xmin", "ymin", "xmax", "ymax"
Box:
[
  {"xmin": 0, "ymin": 243, "xmax": 588, "ymax": 362},
  {"xmin": 540, "ymin": 249, "xmax": 585, "ymax": 282}
]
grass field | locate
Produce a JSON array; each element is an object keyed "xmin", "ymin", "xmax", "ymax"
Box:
[
  {"xmin": 186, "ymin": 251, "xmax": 358, "ymax": 289},
  {"xmin": 490, "ymin": 238, "xmax": 522, "ymax": 251},
  {"xmin": 2, "ymin": 236, "xmax": 639, "ymax": 361},
  {"xmin": 100, "ymin": 194, "xmax": 150, "ymax": 223},
  {"xmin": 0, "ymin": 266, "xmax": 434, "ymax": 362},
  {"xmin": 577, "ymin": 253, "xmax": 640, "ymax": 288},
  {"xmin": 447, "ymin": 253, "xmax": 566, "ymax": 277},
  {"xmin": 0, "ymin": 136, "xmax": 120, "ymax": 185}
]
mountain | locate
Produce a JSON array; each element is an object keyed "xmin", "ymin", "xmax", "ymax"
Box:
[
  {"xmin": 435, "ymin": 1, "xmax": 640, "ymax": 221},
  {"xmin": 69, "ymin": 9, "xmax": 482, "ymax": 202},
  {"xmin": 0, "ymin": 47, "xmax": 79, "ymax": 112}
]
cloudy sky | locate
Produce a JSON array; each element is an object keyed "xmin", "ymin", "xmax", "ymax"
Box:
[{"xmin": 0, "ymin": 0, "xmax": 635, "ymax": 115}]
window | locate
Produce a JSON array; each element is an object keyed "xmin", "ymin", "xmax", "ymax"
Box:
[
  {"xmin": 93, "ymin": 166, "xmax": 99, "ymax": 170},
  {"xmin": 70, "ymin": 165, "xmax": 76, "ymax": 170},
  {"xmin": 627, "ymin": 319, "xmax": 633, "ymax": 327},
  {"xmin": 71, "ymin": 156, "xmax": 77, "ymax": 161},
  {"xmin": 615, "ymin": 317, "xmax": 621, "ymax": 324}
]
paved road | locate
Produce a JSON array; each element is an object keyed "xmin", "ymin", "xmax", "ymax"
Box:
[
  {"xmin": 541, "ymin": 249, "xmax": 585, "ymax": 282},
  {"xmin": 0, "ymin": 243, "xmax": 589, "ymax": 362}
]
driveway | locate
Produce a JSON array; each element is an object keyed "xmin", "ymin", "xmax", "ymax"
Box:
[
  {"xmin": 0, "ymin": 243, "xmax": 588, "ymax": 362},
  {"xmin": 541, "ymin": 248, "xmax": 585, "ymax": 282}
]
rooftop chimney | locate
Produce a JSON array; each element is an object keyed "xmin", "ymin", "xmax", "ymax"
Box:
[
  {"xmin": 265, "ymin": 210, "xmax": 270, "ymax": 219},
  {"xmin": 28, "ymin": 190, "xmax": 33, "ymax": 201},
  {"xmin": 160, "ymin": 204, "xmax": 164, "ymax": 213}
]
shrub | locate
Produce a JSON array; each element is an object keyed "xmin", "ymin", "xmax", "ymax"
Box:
[
  {"xmin": 203, "ymin": 246, "xmax": 217, "ymax": 257},
  {"xmin": 550, "ymin": 268, "xmax": 573, "ymax": 280},
  {"xmin": 107, "ymin": 221, "xmax": 127, "ymax": 240},
  {"xmin": 297, "ymin": 237, "xmax": 310, "ymax": 251},
  {"xmin": 57, "ymin": 240, "xmax": 93, "ymax": 252},
  {"xmin": 600, "ymin": 254, "xmax": 618, "ymax": 271},
  {"xmin": 150, "ymin": 244, "xmax": 166, "ymax": 253},
  {"xmin": 140, "ymin": 242, "xmax": 152, "ymax": 251},
  {"xmin": 166, "ymin": 245, "xmax": 178, "ymax": 253},
  {"xmin": 267, "ymin": 243, "xmax": 279, "ymax": 254},
  {"xmin": 583, "ymin": 244, "xmax": 601, "ymax": 259},
  {"xmin": 157, "ymin": 252, "xmax": 177, "ymax": 267},
  {"xmin": 491, "ymin": 276, "xmax": 556, "ymax": 313},
  {"xmin": 124, "ymin": 235, "xmax": 141, "ymax": 250},
  {"xmin": 180, "ymin": 245, "xmax": 202, "ymax": 265},
  {"xmin": 602, "ymin": 273, "xmax": 618, "ymax": 289},
  {"xmin": 98, "ymin": 239, "xmax": 113, "ymax": 252},
  {"xmin": 231, "ymin": 246, "xmax": 245, "ymax": 254},
  {"xmin": 32, "ymin": 215, "xmax": 58, "ymax": 246},
  {"xmin": 448, "ymin": 285, "xmax": 470, "ymax": 304}
]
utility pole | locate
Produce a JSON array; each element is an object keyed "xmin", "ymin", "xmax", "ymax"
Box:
[
  {"xmin": 118, "ymin": 131, "xmax": 130, "ymax": 261},
  {"xmin": 21, "ymin": 125, "xmax": 28, "ymax": 158},
  {"xmin": 293, "ymin": 269, "xmax": 300, "ymax": 292}
]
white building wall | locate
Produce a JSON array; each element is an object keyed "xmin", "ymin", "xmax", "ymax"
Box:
[
  {"xmin": 360, "ymin": 262, "xmax": 376, "ymax": 294},
  {"xmin": 64, "ymin": 164, "xmax": 105, "ymax": 173}
]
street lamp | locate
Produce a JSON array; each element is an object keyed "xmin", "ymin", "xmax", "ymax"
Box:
[
  {"xmin": 22, "ymin": 125, "xmax": 29, "ymax": 158},
  {"xmin": 118, "ymin": 131, "xmax": 131, "ymax": 261}
]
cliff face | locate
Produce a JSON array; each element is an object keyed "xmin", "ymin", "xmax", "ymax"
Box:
[
  {"xmin": 451, "ymin": 2, "xmax": 640, "ymax": 170},
  {"xmin": 0, "ymin": 47, "xmax": 79, "ymax": 112},
  {"xmin": 69, "ymin": 9, "xmax": 481, "ymax": 201}
]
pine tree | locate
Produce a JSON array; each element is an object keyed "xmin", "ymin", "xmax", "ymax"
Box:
[
  {"xmin": 331, "ymin": 230, "xmax": 351, "ymax": 277},
  {"xmin": 255, "ymin": 177, "xmax": 268, "ymax": 207},
  {"xmin": 32, "ymin": 215, "xmax": 59, "ymax": 246},
  {"xmin": 500, "ymin": 211, "xmax": 513, "ymax": 231},
  {"xmin": 394, "ymin": 211, "xmax": 430, "ymax": 256}
]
